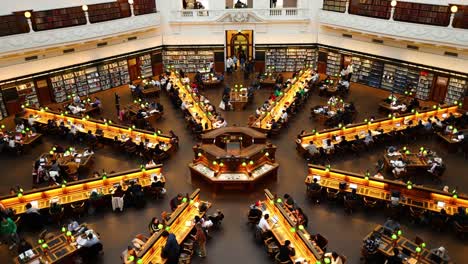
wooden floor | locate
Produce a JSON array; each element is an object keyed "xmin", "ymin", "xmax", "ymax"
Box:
[{"xmin": 0, "ymin": 70, "xmax": 467, "ymax": 264}]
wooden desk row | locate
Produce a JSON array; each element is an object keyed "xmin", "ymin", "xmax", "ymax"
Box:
[
  {"xmin": 364, "ymin": 225, "xmax": 437, "ymax": 264},
  {"xmin": 137, "ymin": 189, "xmax": 210, "ymax": 263},
  {"xmin": 22, "ymin": 107, "xmax": 176, "ymax": 153},
  {"xmin": 297, "ymin": 105, "xmax": 461, "ymax": 151},
  {"xmin": 305, "ymin": 165, "xmax": 468, "ymax": 215},
  {"xmin": 170, "ymin": 74, "xmax": 214, "ymax": 130},
  {"xmin": 263, "ymin": 189, "xmax": 324, "ymax": 264},
  {"xmin": 251, "ymin": 69, "xmax": 313, "ymax": 131},
  {"xmin": 0, "ymin": 166, "xmax": 163, "ymax": 215}
]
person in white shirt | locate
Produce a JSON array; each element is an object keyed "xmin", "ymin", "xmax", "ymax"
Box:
[
  {"xmin": 129, "ymin": 83, "xmax": 136, "ymax": 92},
  {"xmin": 166, "ymin": 81, "xmax": 172, "ymax": 92},
  {"xmin": 373, "ymin": 172, "xmax": 384, "ymax": 179},
  {"xmin": 209, "ymin": 60, "xmax": 214, "ymax": 73},
  {"xmin": 68, "ymin": 105, "xmax": 83, "ymax": 115},
  {"xmin": 226, "ymin": 57, "xmax": 234, "ymax": 73},
  {"xmin": 77, "ymin": 230, "xmax": 100, "ymax": 248},
  {"xmin": 8, "ymin": 138, "xmax": 16, "ymax": 148},
  {"xmin": 258, "ymin": 214, "xmax": 271, "ymax": 233},
  {"xmin": 428, "ymin": 157, "xmax": 443, "ymax": 173},
  {"xmin": 391, "ymin": 158, "xmax": 406, "ymax": 177},
  {"xmin": 325, "ymin": 252, "xmax": 344, "ymax": 264},
  {"xmin": 454, "ymin": 131, "xmax": 465, "ymax": 142},
  {"xmin": 280, "ymin": 110, "xmax": 288, "ymax": 122},
  {"xmin": 15, "ymin": 123, "xmax": 24, "ymax": 133},
  {"xmin": 28, "ymin": 115, "xmax": 36, "ymax": 126},
  {"xmin": 73, "ymin": 95, "xmax": 81, "ymax": 104}
]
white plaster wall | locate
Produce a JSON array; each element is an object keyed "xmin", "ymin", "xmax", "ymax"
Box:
[{"xmin": 1, "ymin": 0, "xmax": 114, "ymax": 14}]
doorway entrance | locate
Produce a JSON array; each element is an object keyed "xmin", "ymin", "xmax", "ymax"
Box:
[{"xmin": 226, "ymin": 30, "xmax": 254, "ymax": 64}]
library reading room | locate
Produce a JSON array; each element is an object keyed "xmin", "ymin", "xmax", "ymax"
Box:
[{"xmin": 0, "ymin": 0, "xmax": 468, "ymax": 263}]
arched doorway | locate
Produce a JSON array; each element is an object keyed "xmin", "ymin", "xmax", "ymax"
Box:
[{"xmin": 225, "ymin": 30, "xmax": 253, "ymax": 62}]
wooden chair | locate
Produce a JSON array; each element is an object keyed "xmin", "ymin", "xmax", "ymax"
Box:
[
  {"xmin": 307, "ymin": 186, "xmax": 323, "ymax": 204},
  {"xmin": 70, "ymin": 201, "xmax": 87, "ymax": 218},
  {"xmin": 274, "ymin": 253, "xmax": 291, "ymax": 264},
  {"xmin": 363, "ymin": 197, "xmax": 379, "ymax": 210},
  {"xmin": 343, "ymin": 197, "xmax": 359, "ymax": 214},
  {"xmin": 453, "ymin": 221, "xmax": 468, "ymax": 238},
  {"xmin": 326, "ymin": 188, "xmax": 340, "ymax": 203}
]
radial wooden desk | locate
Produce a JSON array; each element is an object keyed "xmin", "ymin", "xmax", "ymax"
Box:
[
  {"xmin": 0, "ymin": 166, "xmax": 163, "ymax": 215},
  {"xmin": 137, "ymin": 189, "xmax": 210, "ymax": 263},
  {"xmin": 363, "ymin": 225, "xmax": 438, "ymax": 264},
  {"xmin": 297, "ymin": 105, "xmax": 461, "ymax": 153},
  {"xmin": 171, "ymin": 75, "xmax": 214, "ymax": 130},
  {"xmin": 250, "ymin": 69, "xmax": 312, "ymax": 131},
  {"xmin": 22, "ymin": 107, "xmax": 176, "ymax": 153},
  {"xmin": 263, "ymin": 189, "xmax": 324, "ymax": 264},
  {"xmin": 305, "ymin": 165, "xmax": 468, "ymax": 215}
]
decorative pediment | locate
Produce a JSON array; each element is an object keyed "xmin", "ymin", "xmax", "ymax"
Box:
[{"xmin": 216, "ymin": 11, "xmax": 265, "ymax": 23}]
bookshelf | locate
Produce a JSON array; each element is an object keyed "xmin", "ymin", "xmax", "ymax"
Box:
[
  {"xmin": 265, "ymin": 48, "xmax": 316, "ymax": 72},
  {"xmin": 62, "ymin": 73, "xmax": 77, "ymax": 96},
  {"xmin": 0, "ymin": 14, "xmax": 29, "ymax": 37},
  {"xmin": 349, "ymin": 0, "xmax": 391, "ymax": 19},
  {"xmin": 118, "ymin": 60, "xmax": 130, "ymax": 84},
  {"xmin": 50, "ymin": 75, "xmax": 67, "ymax": 103},
  {"xmin": 452, "ymin": 5, "xmax": 468, "ymax": 29},
  {"xmin": 85, "ymin": 67, "xmax": 102, "ymax": 94},
  {"xmin": 133, "ymin": 0, "xmax": 157, "ymax": 16},
  {"xmin": 163, "ymin": 50, "xmax": 214, "ymax": 73},
  {"xmin": 381, "ymin": 64, "xmax": 420, "ymax": 93},
  {"xmin": 74, "ymin": 70, "xmax": 89, "ymax": 97},
  {"xmin": 323, "ymin": 0, "xmax": 347, "ymax": 13},
  {"xmin": 31, "ymin": 7, "xmax": 87, "ymax": 31},
  {"xmin": 416, "ymin": 72, "xmax": 434, "ymax": 100},
  {"xmin": 98, "ymin": 64, "xmax": 112, "ymax": 90},
  {"xmin": 350, "ymin": 56, "xmax": 361, "ymax": 83},
  {"xmin": 352, "ymin": 57, "xmax": 383, "ymax": 88},
  {"xmin": 97, "ymin": 60, "xmax": 129, "ymax": 89},
  {"xmin": 139, "ymin": 54, "xmax": 153, "ymax": 78},
  {"xmin": 88, "ymin": 2, "xmax": 123, "ymax": 23},
  {"xmin": 0, "ymin": 92, "xmax": 6, "ymax": 119},
  {"xmin": 445, "ymin": 77, "xmax": 467, "ymax": 104},
  {"xmin": 394, "ymin": 2, "xmax": 450, "ymax": 26},
  {"xmin": 15, "ymin": 81, "xmax": 39, "ymax": 107},
  {"xmin": 326, "ymin": 51, "xmax": 341, "ymax": 77}
]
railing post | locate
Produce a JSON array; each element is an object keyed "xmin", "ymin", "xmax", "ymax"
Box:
[
  {"xmin": 128, "ymin": 0, "xmax": 135, "ymax": 16},
  {"xmin": 390, "ymin": 0, "xmax": 397, "ymax": 21},
  {"xmin": 24, "ymin": 11, "xmax": 34, "ymax": 33},
  {"xmin": 345, "ymin": 0, "xmax": 349, "ymax": 14},
  {"xmin": 449, "ymin": 5, "xmax": 458, "ymax": 28},
  {"xmin": 82, "ymin": 5, "xmax": 90, "ymax": 24}
]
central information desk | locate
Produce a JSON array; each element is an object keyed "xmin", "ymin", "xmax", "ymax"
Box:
[
  {"xmin": 251, "ymin": 69, "xmax": 312, "ymax": 131},
  {"xmin": 297, "ymin": 105, "xmax": 461, "ymax": 153},
  {"xmin": 189, "ymin": 127, "xmax": 279, "ymax": 190},
  {"xmin": 22, "ymin": 107, "xmax": 176, "ymax": 153},
  {"xmin": 0, "ymin": 166, "xmax": 163, "ymax": 215},
  {"xmin": 170, "ymin": 74, "xmax": 215, "ymax": 130},
  {"xmin": 364, "ymin": 225, "xmax": 438, "ymax": 264},
  {"xmin": 305, "ymin": 165, "xmax": 468, "ymax": 215},
  {"xmin": 137, "ymin": 189, "xmax": 210, "ymax": 263},
  {"xmin": 263, "ymin": 189, "xmax": 324, "ymax": 263}
]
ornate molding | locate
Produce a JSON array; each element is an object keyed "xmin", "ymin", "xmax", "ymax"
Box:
[
  {"xmin": 0, "ymin": 13, "xmax": 161, "ymax": 55},
  {"xmin": 215, "ymin": 11, "xmax": 265, "ymax": 23},
  {"xmin": 319, "ymin": 10, "xmax": 468, "ymax": 48}
]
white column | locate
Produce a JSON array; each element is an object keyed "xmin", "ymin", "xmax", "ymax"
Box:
[
  {"xmin": 82, "ymin": 5, "xmax": 90, "ymax": 24},
  {"xmin": 449, "ymin": 5, "xmax": 458, "ymax": 28},
  {"xmin": 24, "ymin": 11, "xmax": 34, "ymax": 32},
  {"xmin": 345, "ymin": 0, "xmax": 349, "ymax": 14},
  {"xmin": 254, "ymin": 0, "xmax": 270, "ymax": 9},
  {"xmin": 129, "ymin": 0, "xmax": 135, "ymax": 16},
  {"xmin": 390, "ymin": 0, "xmax": 397, "ymax": 21}
]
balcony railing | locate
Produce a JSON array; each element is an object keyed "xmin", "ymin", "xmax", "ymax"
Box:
[
  {"xmin": 0, "ymin": 12, "xmax": 160, "ymax": 55},
  {"xmin": 170, "ymin": 8, "xmax": 310, "ymax": 23},
  {"xmin": 318, "ymin": 9, "xmax": 468, "ymax": 47}
]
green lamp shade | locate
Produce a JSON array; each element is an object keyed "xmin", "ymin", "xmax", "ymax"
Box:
[
  {"xmin": 290, "ymin": 227, "xmax": 296, "ymax": 233},
  {"xmin": 324, "ymin": 257, "xmax": 331, "ymax": 264},
  {"xmin": 298, "ymin": 225, "xmax": 304, "ymax": 230},
  {"xmin": 182, "ymin": 197, "xmax": 188, "ymax": 203},
  {"xmin": 17, "ymin": 193, "xmax": 23, "ymax": 198},
  {"xmin": 197, "ymin": 153, "xmax": 202, "ymax": 157},
  {"xmin": 165, "ymin": 226, "xmax": 170, "ymax": 231},
  {"xmin": 276, "ymin": 198, "xmax": 282, "ymax": 203},
  {"xmin": 242, "ymin": 162, "xmax": 247, "ymax": 167},
  {"xmin": 158, "ymin": 224, "xmax": 164, "ymax": 229},
  {"xmin": 269, "ymin": 200, "xmax": 274, "ymax": 205},
  {"xmin": 421, "ymin": 242, "xmax": 426, "ymax": 248},
  {"xmin": 212, "ymin": 161, "xmax": 217, "ymax": 165},
  {"xmin": 397, "ymin": 230, "xmax": 402, "ymax": 236},
  {"xmin": 416, "ymin": 247, "xmax": 421, "ymax": 253},
  {"xmin": 128, "ymin": 256, "xmax": 135, "ymax": 261},
  {"xmin": 61, "ymin": 227, "xmax": 66, "ymax": 232},
  {"xmin": 137, "ymin": 259, "xmax": 143, "ymax": 264},
  {"xmin": 42, "ymin": 243, "xmax": 48, "ymax": 249},
  {"xmin": 219, "ymin": 163, "xmax": 224, "ymax": 167},
  {"xmin": 391, "ymin": 234, "xmax": 397, "ymax": 240},
  {"xmin": 249, "ymin": 160, "xmax": 254, "ymax": 165},
  {"xmin": 66, "ymin": 231, "xmax": 72, "ymax": 236}
]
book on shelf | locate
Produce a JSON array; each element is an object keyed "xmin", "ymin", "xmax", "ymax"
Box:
[
  {"xmin": 163, "ymin": 50, "xmax": 214, "ymax": 73},
  {"xmin": 445, "ymin": 77, "xmax": 467, "ymax": 104},
  {"xmin": 265, "ymin": 48, "xmax": 316, "ymax": 72}
]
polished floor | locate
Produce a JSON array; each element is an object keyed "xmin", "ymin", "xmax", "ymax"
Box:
[{"xmin": 1, "ymin": 70, "xmax": 467, "ymax": 263}]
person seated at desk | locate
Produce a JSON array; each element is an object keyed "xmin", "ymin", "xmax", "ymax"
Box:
[
  {"xmin": 111, "ymin": 185, "xmax": 125, "ymax": 212},
  {"xmin": 77, "ymin": 230, "xmax": 100, "ymax": 248},
  {"xmin": 248, "ymin": 202, "xmax": 263, "ymax": 223},
  {"xmin": 351, "ymin": 135, "xmax": 365, "ymax": 151},
  {"xmin": 27, "ymin": 114, "xmax": 36, "ymax": 127},
  {"xmin": 408, "ymin": 97, "xmax": 420, "ymax": 111},
  {"xmin": 325, "ymin": 251, "xmax": 344, "ymax": 264},
  {"xmin": 306, "ymin": 141, "xmax": 319, "ymax": 156},
  {"xmin": 153, "ymin": 143, "xmax": 164, "ymax": 156},
  {"xmin": 427, "ymin": 157, "xmax": 443, "ymax": 174},
  {"xmin": 148, "ymin": 217, "xmax": 161, "ymax": 234},
  {"xmin": 453, "ymin": 207, "xmax": 468, "ymax": 226},
  {"xmin": 270, "ymin": 119, "xmax": 279, "ymax": 130},
  {"xmin": 25, "ymin": 203, "xmax": 39, "ymax": 215},
  {"xmin": 363, "ymin": 131, "xmax": 374, "ymax": 145},
  {"xmin": 363, "ymin": 234, "xmax": 379, "ymax": 255},
  {"xmin": 443, "ymin": 113, "xmax": 457, "ymax": 125},
  {"xmin": 127, "ymin": 181, "xmax": 144, "ymax": 204},
  {"xmin": 390, "ymin": 158, "xmax": 406, "ymax": 177},
  {"xmin": 283, "ymin": 194, "xmax": 296, "ymax": 210},
  {"xmin": 429, "ymin": 246, "xmax": 450, "ymax": 263},
  {"xmin": 433, "ymin": 117, "xmax": 443, "ymax": 129},
  {"xmin": 345, "ymin": 188, "xmax": 359, "ymax": 201},
  {"xmin": 68, "ymin": 104, "xmax": 84, "ymax": 115},
  {"xmin": 68, "ymin": 219, "xmax": 80, "ymax": 232},
  {"xmin": 91, "ymin": 97, "xmax": 101, "ymax": 108},
  {"xmin": 308, "ymin": 177, "xmax": 321, "ymax": 192},
  {"xmin": 213, "ymin": 118, "xmax": 227, "ymax": 128},
  {"xmin": 280, "ymin": 110, "xmax": 288, "ymax": 123},
  {"xmin": 322, "ymin": 139, "xmax": 334, "ymax": 154},
  {"xmin": 453, "ymin": 131, "xmax": 465, "ymax": 142},
  {"xmin": 170, "ymin": 193, "xmax": 183, "ymax": 211},
  {"xmin": 15, "ymin": 122, "xmax": 24, "ymax": 133},
  {"xmin": 277, "ymin": 240, "xmax": 296, "ymax": 263},
  {"xmin": 258, "ymin": 214, "xmax": 273, "ymax": 239},
  {"xmin": 373, "ymin": 172, "xmax": 384, "ymax": 179},
  {"xmin": 293, "ymin": 207, "xmax": 308, "ymax": 227},
  {"xmin": 383, "ymin": 217, "xmax": 401, "ymax": 233}
]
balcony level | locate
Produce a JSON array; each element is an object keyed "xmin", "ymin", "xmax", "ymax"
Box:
[
  {"xmin": 0, "ymin": 1, "xmax": 159, "ymax": 55},
  {"xmin": 169, "ymin": 7, "xmax": 310, "ymax": 24},
  {"xmin": 320, "ymin": 0, "xmax": 468, "ymax": 48}
]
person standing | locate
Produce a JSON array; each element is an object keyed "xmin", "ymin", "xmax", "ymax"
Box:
[
  {"xmin": 161, "ymin": 231, "xmax": 180, "ymax": 264},
  {"xmin": 209, "ymin": 60, "xmax": 214, "ymax": 73},
  {"xmin": 0, "ymin": 216, "xmax": 19, "ymax": 250},
  {"xmin": 271, "ymin": 0, "xmax": 277, "ymax": 8},
  {"xmin": 232, "ymin": 55, "xmax": 238, "ymax": 71},
  {"xmin": 226, "ymin": 57, "xmax": 233, "ymax": 74},
  {"xmin": 195, "ymin": 223, "xmax": 207, "ymax": 257}
]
